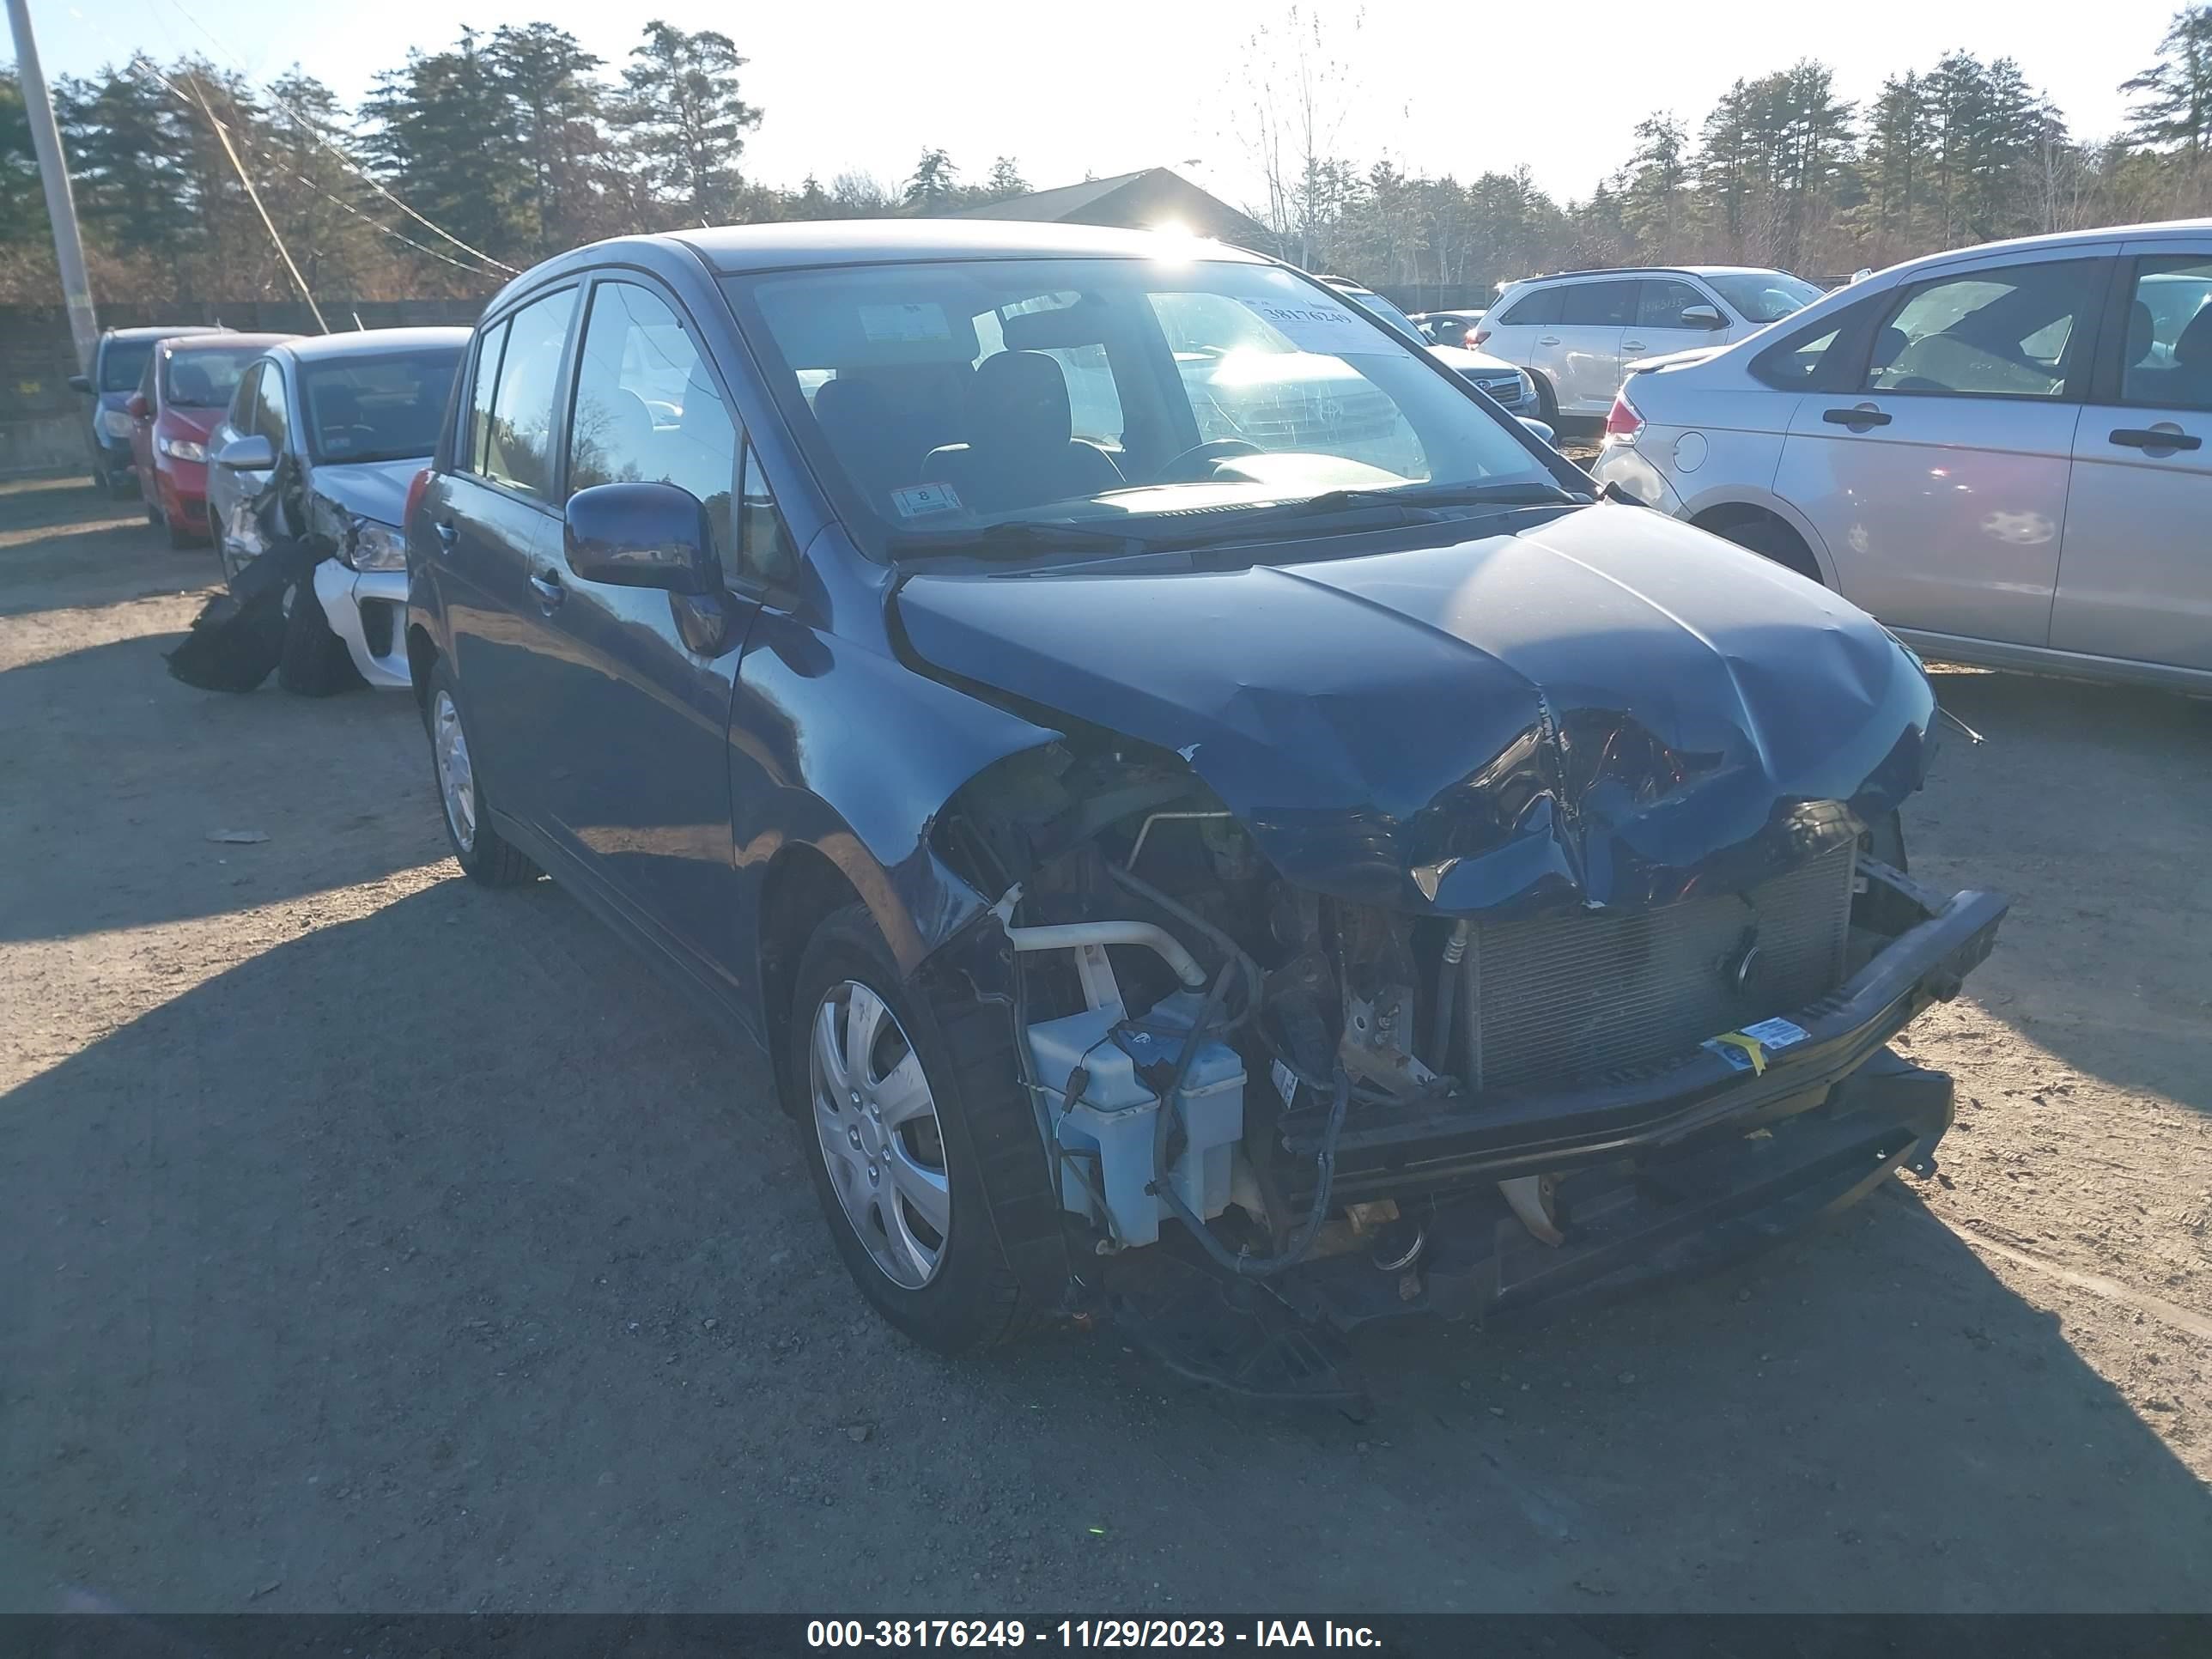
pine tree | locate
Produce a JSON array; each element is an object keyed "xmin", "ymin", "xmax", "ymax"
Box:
[
  {"xmin": 904, "ymin": 149, "xmax": 959, "ymax": 215},
  {"xmin": 617, "ymin": 21, "xmax": 762, "ymax": 227},
  {"xmin": 2124, "ymin": 5, "xmax": 2212, "ymax": 157},
  {"xmin": 487, "ymin": 25, "xmax": 606, "ymax": 257},
  {"xmin": 362, "ymin": 32, "xmax": 532, "ymax": 265}
]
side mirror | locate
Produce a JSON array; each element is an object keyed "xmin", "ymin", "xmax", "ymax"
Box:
[
  {"xmin": 1680, "ymin": 305, "xmax": 1726, "ymax": 331},
  {"xmin": 125, "ymin": 392, "xmax": 149, "ymax": 420},
  {"xmin": 564, "ymin": 481, "xmax": 717, "ymax": 593},
  {"xmin": 216, "ymin": 434, "xmax": 276, "ymax": 472},
  {"xmin": 1518, "ymin": 416, "xmax": 1557, "ymax": 447},
  {"xmin": 68, "ymin": 374, "xmax": 91, "ymax": 394}
]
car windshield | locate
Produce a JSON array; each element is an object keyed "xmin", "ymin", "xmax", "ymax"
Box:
[
  {"xmin": 100, "ymin": 339, "xmax": 156, "ymax": 392},
  {"xmin": 725, "ymin": 255, "xmax": 1556, "ymax": 558},
  {"xmin": 301, "ymin": 349, "xmax": 462, "ymax": 465},
  {"xmin": 162, "ymin": 347, "xmax": 264, "ymax": 408},
  {"xmin": 1705, "ymin": 271, "xmax": 1821, "ymax": 324}
]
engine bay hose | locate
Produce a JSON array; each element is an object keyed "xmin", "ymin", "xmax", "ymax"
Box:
[{"xmin": 1151, "ymin": 962, "xmax": 1352, "ymax": 1279}]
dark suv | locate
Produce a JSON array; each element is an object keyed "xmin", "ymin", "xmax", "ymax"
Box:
[{"xmin": 405, "ymin": 222, "xmax": 2003, "ymax": 1374}]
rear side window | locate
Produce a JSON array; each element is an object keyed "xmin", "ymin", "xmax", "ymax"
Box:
[
  {"xmin": 2118, "ymin": 255, "xmax": 2212, "ymax": 411},
  {"xmin": 1499, "ymin": 287, "xmax": 1562, "ymax": 327},
  {"xmin": 482, "ymin": 289, "xmax": 579, "ymax": 498},
  {"xmin": 568, "ymin": 280, "xmax": 738, "ymax": 560},
  {"xmin": 1563, "ymin": 281, "xmax": 1636, "ymax": 327}
]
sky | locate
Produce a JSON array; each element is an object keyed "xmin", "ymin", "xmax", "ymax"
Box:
[{"xmin": 10, "ymin": 0, "xmax": 2184, "ymax": 210}]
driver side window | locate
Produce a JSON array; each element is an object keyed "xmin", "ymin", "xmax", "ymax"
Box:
[{"xmin": 1867, "ymin": 260, "xmax": 2100, "ymax": 398}]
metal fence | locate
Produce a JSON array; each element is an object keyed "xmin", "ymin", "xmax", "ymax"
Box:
[{"xmin": 2, "ymin": 299, "xmax": 487, "ymax": 477}]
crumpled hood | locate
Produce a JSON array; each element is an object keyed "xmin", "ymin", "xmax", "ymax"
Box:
[
  {"xmin": 311, "ymin": 457, "xmax": 421, "ymax": 527},
  {"xmin": 895, "ymin": 505, "xmax": 1935, "ymax": 918}
]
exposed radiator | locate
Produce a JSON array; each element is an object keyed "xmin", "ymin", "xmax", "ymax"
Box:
[{"xmin": 1465, "ymin": 844, "xmax": 1856, "ymax": 1091}]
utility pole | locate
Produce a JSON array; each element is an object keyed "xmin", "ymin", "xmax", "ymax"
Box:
[{"xmin": 7, "ymin": 0, "xmax": 99, "ymax": 374}]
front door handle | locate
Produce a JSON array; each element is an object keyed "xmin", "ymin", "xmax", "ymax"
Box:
[
  {"xmin": 528, "ymin": 569, "xmax": 564, "ymax": 611},
  {"xmin": 433, "ymin": 520, "xmax": 458, "ymax": 554},
  {"xmin": 1622, "ymin": 340, "xmax": 1647, "ymax": 352},
  {"xmin": 1536, "ymin": 335, "xmax": 1562, "ymax": 346},
  {"xmin": 1823, "ymin": 404, "xmax": 1893, "ymax": 429},
  {"xmin": 2110, "ymin": 425, "xmax": 2202, "ymax": 453}
]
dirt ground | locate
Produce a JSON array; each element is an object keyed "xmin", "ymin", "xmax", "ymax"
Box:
[{"xmin": 3, "ymin": 473, "xmax": 2209, "ymax": 1614}]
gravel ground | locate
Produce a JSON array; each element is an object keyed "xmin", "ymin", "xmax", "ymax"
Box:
[{"xmin": 3, "ymin": 474, "xmax": 2209, "ymax": 1613}]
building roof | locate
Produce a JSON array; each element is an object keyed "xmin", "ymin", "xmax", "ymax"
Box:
[{"xmin": 951, "ymin": 167, "xmax": 1273, "ymax": 248}]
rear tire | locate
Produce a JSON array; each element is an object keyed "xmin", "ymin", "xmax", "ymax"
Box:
[
  {"xmin": 424, "ymin": 655, "xmax": 537, "ymax": 886},
  {"xmin": 276, "ymin": 575, "xmax": 366, "ymax": 696},
  {"xmin": 789, "ymin": 905, "xmax": 1044, "ymax": 1353}
]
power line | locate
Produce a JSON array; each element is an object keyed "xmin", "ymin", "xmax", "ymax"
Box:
[
  {"xmin": 73, "ymin": 19, "xmax": 511, "ymax": 286},
  {"xmin": 182, "ymin": 69, "xmax": 327, "ymax": 331},
  {"xmin": 154, "ymin": 0, "xmax": 521, "ymax": 275}
]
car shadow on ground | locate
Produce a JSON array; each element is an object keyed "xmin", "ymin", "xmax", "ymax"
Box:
[
  {"xmin": 0, "ymin": 483, "xmax": 213, "ymax": 622},
  {"xmin": 1912, "ymin": 665, "xmax": 2211, "ymax": 1122},
  {"xmin": 0, "ymin": 630, "xmax": 434, "ymax": 944},
  {"xmin": 7, "ymin": 878, "xmax": 2209, "ymax": 1613}
]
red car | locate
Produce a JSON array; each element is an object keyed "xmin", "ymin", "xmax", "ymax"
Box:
[{"xmin": 128, "ymin": 332, "xmax": 295, "ymax": 547}]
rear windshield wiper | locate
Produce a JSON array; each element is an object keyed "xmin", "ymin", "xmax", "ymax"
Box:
[{"xmin": 886, "ymin": 520, "xmax": 1149, "ymax": 559}]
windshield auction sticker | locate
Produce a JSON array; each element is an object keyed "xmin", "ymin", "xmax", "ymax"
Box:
[
  {"xmin": 859, "ymin": 302, "xmax": 954, "ymax": 343},
  {"xmin": 1237, "ymin": 296, "xmax": 1402, "ymax": 356},
  {"xmin": 890, "ymin": 482, "xmax": 963, "ymax": 519}
]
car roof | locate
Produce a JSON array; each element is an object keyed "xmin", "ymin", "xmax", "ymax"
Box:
[
  {"xmin": 161, "ymin": 331, "xmax": 296, "ymax": 353},
  {"xmin": 507, "ymin": 219, "xmax": 1273, "ymax": 286},
  {"xmin": 104, "ymin": 325, "xmax": 226, "ymax": 343},
  {"xmin": 270, "ymin": 327, "xmax": 471, "ymax": 362},
  {"xmin": 1511, "ymin": 265, "xmax": 1791, "ymax": 286}
]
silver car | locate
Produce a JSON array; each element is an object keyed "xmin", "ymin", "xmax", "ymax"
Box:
[
  {"xmin": 205, "ymin": 329, "xmax": 468, "ymax": 694},
  {"xmin": 1589, "ymin": 220, "xmax": 2212, "ymax": 692}
]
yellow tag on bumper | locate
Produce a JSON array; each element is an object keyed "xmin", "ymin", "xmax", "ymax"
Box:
[{"xmin": 1708, "ymin": 1031, "xmax": 1767, "ymax": 1075}]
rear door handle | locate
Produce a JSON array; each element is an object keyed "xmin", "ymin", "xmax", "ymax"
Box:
[
  {"xmin": 1536, "ymin": 335, "xmax": 1561, "ymax": 346},
  {"xmin": 1622, "ymin": 340, "xmax": 1647, "ymax": 352},
  {"xmin": 433, "ymin": 520, "xmax": 458, "ymax": 554},
  {"xmin": 2110, "ymin": 425, "xmax": 2202, "ymax": 452},
  {"xmin": 1823, "ymin": 404, "xmax": 1893, "ymax": 428},
  {"xmin": 528, "ymin": 569, "xmax": 564, "ymax": 611}
]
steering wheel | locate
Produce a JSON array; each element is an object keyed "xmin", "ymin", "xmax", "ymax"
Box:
[{"xmin": 1151, "ymin": 437, "xmax": 1263, "ymax": 484}]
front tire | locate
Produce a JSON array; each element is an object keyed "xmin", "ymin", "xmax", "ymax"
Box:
[
  {"xmin": 276, "ymin": 575, "xmax": 365, "ymax": 696},
  {"xmin": 164, "ymin": 507, "xmax": 197, "ymax": 550},
  {"xmin": 424, "ymin": 656, "xmax": 537, "ymax": 886},
  {"xmin": 790, "ymin": 906, "xmax": 1039, "ymax": 1353}
]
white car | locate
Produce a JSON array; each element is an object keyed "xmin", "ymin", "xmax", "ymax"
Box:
[
  {"xmin": 1589, "ymin": 220, "xmax": 2212, "ymax": 693},
  {"xmin": 205, "ymin": 329, "xmax": 468, "ymax": 693},
  {"xmin": 1476, "ymin": 266, "xmax": 1820, "ymax": 421},
  {"xmin": 1318, "ymin": 278, "xmax": 1540, "ymax": 421}
]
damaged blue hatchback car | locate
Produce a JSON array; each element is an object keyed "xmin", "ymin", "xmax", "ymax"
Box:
[{"xmin": 405, "ymin": 222, "xmax": 2005, "ymax": 1391}]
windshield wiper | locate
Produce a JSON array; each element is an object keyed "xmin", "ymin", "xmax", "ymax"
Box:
[
  {"xmin": 886, "ymin": 520, "xmax": 1149, "ymax": 559},
  {"xmin": 1287, "ymin": 479, "xmax": 1590, "ymax": 515}
]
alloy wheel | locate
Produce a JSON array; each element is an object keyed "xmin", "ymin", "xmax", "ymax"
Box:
[
  {"xmin": 808, "ymin": 980, "xmax": 951, "ymax": 1289},
  {"xmin": 432, "ymin": 689, "xmax": 477, "ymax": 853}
]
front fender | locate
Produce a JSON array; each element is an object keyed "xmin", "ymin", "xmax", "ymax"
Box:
[{"xmin": 730, "ymin": 605, "xmax": 1061, "ymax": 981}]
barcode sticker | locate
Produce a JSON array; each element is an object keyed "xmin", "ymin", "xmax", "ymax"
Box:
[{"xmin": 1270, "ymin": 1060, "xmax": 1299, "ymax": 1109}]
